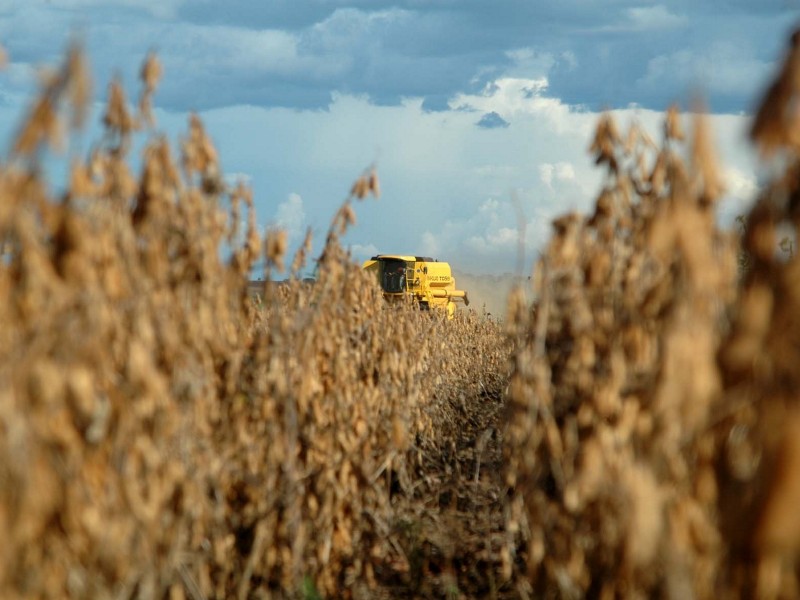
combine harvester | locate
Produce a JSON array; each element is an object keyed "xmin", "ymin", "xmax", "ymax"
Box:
[{"xmin": 362, "ymin": 254, "xmax": 469, "ymax": 319}]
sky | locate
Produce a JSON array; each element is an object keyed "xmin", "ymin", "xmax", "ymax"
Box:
[{"xmin": 0, "ymin": 1, "xmax": 798, "ymax": 277}]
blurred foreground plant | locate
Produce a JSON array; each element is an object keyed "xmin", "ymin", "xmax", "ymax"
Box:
[
  {"xmin": 503, "ymin": 29, "xmax": 800, "ymax": 600},
  {"xmin": 0, "ymin": 43, "xmax": 509, "ymax": 600}
]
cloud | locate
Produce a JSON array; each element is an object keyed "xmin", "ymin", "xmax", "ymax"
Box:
[
  {"xmin": 0, "ymin": 1, "xmax": 775, "ymax": 285},
  {"xmin": 348, "ymin": 243, "xmax": 379, "ymax": 264},
  {"xmin": 224, "ymin": 172, "xmax": 253, "ymax": 186},
  {"xmin": 450, "ymin": 77, "xmax": 573, "ymax": 128},
  {"xmin": 397, "ymin": 99, "xmax": 756, "ymax": 273},
  {"xmin": 539, "ymin": 164, "xmax": 554, "ymax": 188},
  {"xmin": 274, "ymin": 193, "xmax": 307, "ymax": 242},
  {"xmin": 0, "ymin": 46, "xmax": 760, "ymax": 281},
  {"xmin": 638, "ymin": 43, "xmax": 772, "ymax": 103},
  {"xmin": 417, "ymin": 196, "xmax": 533, "ymax": 274},
  {"xmin": 718, "ymin": 166, "xmax": 759, "ymax": 226},
  {"xmin": 476, "ymin": 111, "xmax": 509, "ymax": 129},
  {"xmin": 48, "ymin": 0, "xmax": 185, "ymax": 19},
  {"xmin": 0, "ymin": 1, "xmax": 794, "ymax": 115},
  {"xmin": 723, "ymin": 166, "xmax": 758, "ymax": 201},
  {"xmin": 539, "ymin": 162, "xmax": 575, "ymax": 188},
  {"xmin": 625, "ymin": 6, "xmax": 688, "ymax": 31},
  {"xmin": 181, "ymin": 64, "xmax": 760, "ymax": 276},
  {"xmin": 556, "ymin": 162, "xmax": 575, "ymax": 180},
  {"xmin": 505, "ymin": 47, "xmax": 557, "ymax": 78}
]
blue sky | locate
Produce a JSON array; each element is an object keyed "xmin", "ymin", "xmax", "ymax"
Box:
[{"xmin": 0, "ymin": 1, "xmax": 798, "ymax": 275}]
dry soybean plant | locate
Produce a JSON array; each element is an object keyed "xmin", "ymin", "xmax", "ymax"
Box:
[
  {"xmin": 0, "ymin": 44, "xmax": 510, "ymax": 600},
  {"xmin": 715, "ymin": 29, "xmax": 800, "ymax": 599},
  {"xmin": 17, "ymin": 25, "xmax": 800, "ymax": 600},
  {"xmin": 503, "ymin": 28, "xmax": 800, "ymax": 600}
]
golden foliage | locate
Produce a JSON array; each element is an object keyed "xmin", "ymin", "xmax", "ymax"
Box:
[
  {"xmin": 504, "ymin": 26, "xmax": 800, "ymax": 600},
  {"xmin": 6, "ymin": 24, "xmax": 800, "ymax": 600},
  {"xmin": 0, "ymin": 46, "xmax": 508, "ymax": 600}
]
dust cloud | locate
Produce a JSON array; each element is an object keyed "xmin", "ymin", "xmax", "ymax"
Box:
[{"xmin": 452, "ymin": 270, "xmax": 527, "ymax": 319}]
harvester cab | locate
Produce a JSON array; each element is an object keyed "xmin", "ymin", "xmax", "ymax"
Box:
[{"xmin": 362, "ymin": 254, "xmax": 469, "ymax": 319}]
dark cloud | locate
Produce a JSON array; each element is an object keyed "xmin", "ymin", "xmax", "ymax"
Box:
[
  {"xmin": 178, "ymin": 1, "xmax": 331, "ymax": 30},
  {"xmin": 0, "ymin": 1, "xmax": 797, "ymax": 115},
  {"xmin": 476, "ymin": 111, "xmax": 509, "ymax": 129}
]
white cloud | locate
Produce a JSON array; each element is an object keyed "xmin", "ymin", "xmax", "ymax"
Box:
[
  {"xmin": 51, "ymin": 0, "xmax": 185, "ymax": 19},
  {"xmin": 158, "ymin": 74, "xmax": 757, "ymax": 277},
  {"xmin": 560, "ymin": 50, "xmax": 578, "ymax": 71},
  {"xmin": 451, "ymin": 77, "xmax": 550, "ymax": 116},
  {"xmin": 724, "ymin": 166, "xmax": 758, "ymax": 200},
  {"xmin": 274, "ymin": 193, "xmax": 306, "ymax": 242},
  {"xmin": 638, "ymin": 43, "xmax": 771, "ymax": 99},
  {"xmin": 418, "ymin": 196, "xmax": 523, "ymax": 272},
  {"xmin": 718, "ymin": 166, "xmax": 759, "ymax": 226},
  {"xmin": 303, "ymin": 6, "xmax": 413, "ymax": 58},
  {"xmin": 505, "ymin": 48, "xmax": 556, "ymax": 78},
  {"xmin": 539, "ymin": 162, "xmax": 575, "ymax": 189},
  {"xmin": 224, "ymin": 172, "xmax": 253, "ymax": 186},
  {"xmin": 539, "ymin": 163, "xmax": 554, "ymax": 188},
  {"xmin": 404, "ymin": 104, "xmax": 755, "ymax": 273},
  {"xmin": 625, "ymin": 6, "xmax": 688, "ymax": 31},
  {"xmin": 420, "ymin": 231, "xmax": 440, "ymax": 258},
  {"xmin": 578, "ymin": 5, "xmax": 688, "ymax": 34},
  {"xmin": 349, "ymin": 243, "xmax": 379, "ymax": 264},
  {"xmin": 473, "ymin": 164, "xmax": 517, "ymax": 178},
  {"xmin": 448, "ymin": 76, "xmax": 594, "ymax": 139},
  {"xmin": 466, "ymin": 226, "xmax": 518, "ymax": 252},
  {"xmin": 162, "ymin": 24, "xmax": 348, "ymax": 79},
  {"xmin": 2, "ymin": 74, "xmax": 731, "ymax": 280},
  {"xmin": 555, "ymin": 162, "xmax": 575, "ymax": 180}
]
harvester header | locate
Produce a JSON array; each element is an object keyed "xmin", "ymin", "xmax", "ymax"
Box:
[{"xmin": 362, "ymin": 254, "xmax": 469, "ymax": 318}]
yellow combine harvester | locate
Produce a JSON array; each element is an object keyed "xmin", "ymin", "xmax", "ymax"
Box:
[{"xmin": 362, "ymin": 254, "xmax": 469, "ymax": 319}]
